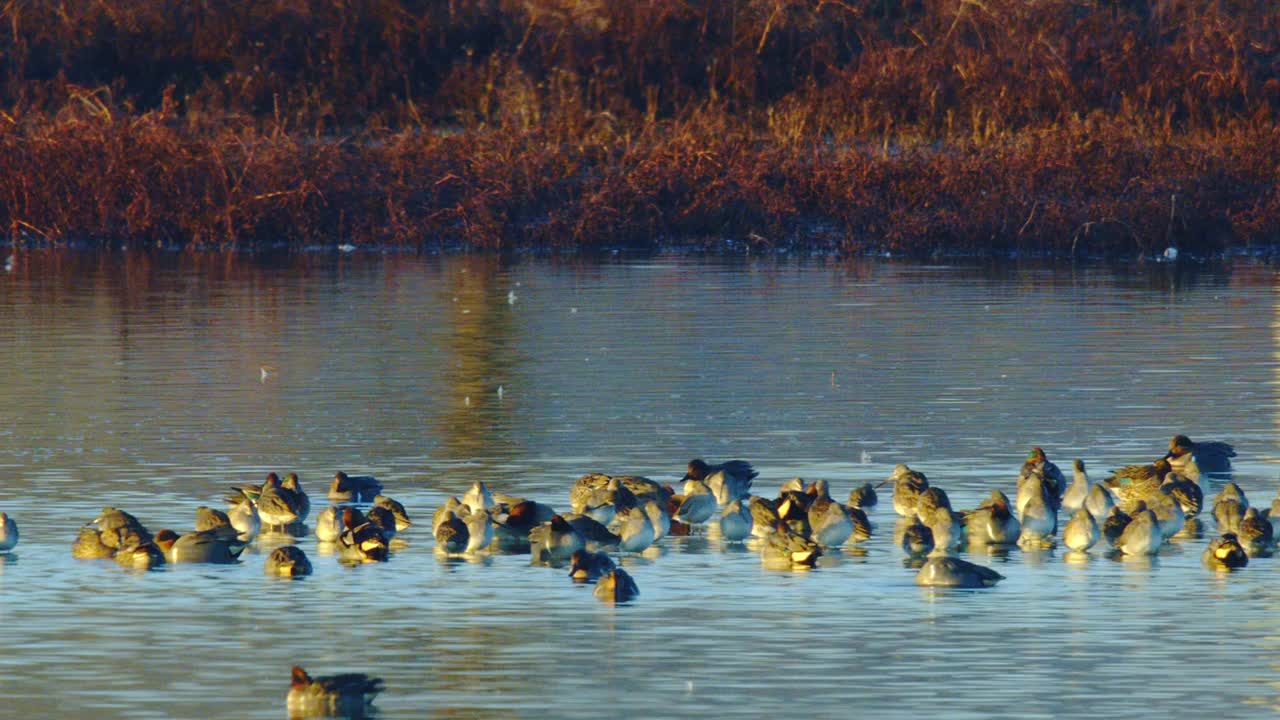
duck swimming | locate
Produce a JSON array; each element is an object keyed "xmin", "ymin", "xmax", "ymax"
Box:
[
  {"xmin": 328, "ymin": 471, "xmax": 383, "ymax": 503},
  {"xmin": 372, "ymin": 495, "xmax": 412, "ymax": 532},
  {"xmin": 1202, "ymin": 533, "xmax": 1249, "ymax": 570},
  {"xmin": 593, "ymin": 568, "xmax": 640, "ymax": 602},
  {"xmin": 529, "ymin": 515, "xmax": 585, "ymax": 563},
  {"xmin": 761, "ymin": 521, "xmax": 822, "ymax": 569},
  {"xmin": 1165, "ymin": 434, "xmax": 1235, "ymax": 482},
  {"xmin": 265, "ymin": 545, "xmax": 313, "ymax": 577},
  {"xmin": 847, "ymin": 483, "xmax": 878, "ymax": 510},
  {"xmin": 568, "ymin": 549, "xmax": 616, "ymax": 583},
  {"xmin": 881, "ymin": 464, "xmax": 929, "ymax": 518},
  {"xmin": 718, "ymin": 498, "xmax": 753, "ymax": 542},
  {"xmin": 1019, "ymin": 447, "xmax": 1066, "ymax": 500},
  {"xmin": 915, "ymin": 556, "xmax": 1004, "ymax": 588},
  {"xmin": 1061, "ymin": 460, "xmax": 1089, "ymax": 512},
  {"xmin": 683, "ymin": 459, "xmax": 756, "ymax": 506},
  {"xmin": 1062, "ymin": 508, "xmax": 1100, "ymax": 552},
  {"xmin": 963, "ymin": 490, "xmax": 1021, "ymax": 546},
  {"xmin": 156, "ymin": 527, "xmax": 244, "ymax": 564},
  {"xmin": 287, "ymin": 666, "xmax": 383, "ymax": 719},
  {"xmin": 0, "ymin": 512, "xmax": 17, "ymax": 552}
]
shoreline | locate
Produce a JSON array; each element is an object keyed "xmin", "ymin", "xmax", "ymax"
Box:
[
  {"xmin": 3, "ymin": 119, "xmax": 1275, "ymax": 258},
  {"xmin": 2, "ymin": 1, "xmax": 1277, "ymax": 256}
]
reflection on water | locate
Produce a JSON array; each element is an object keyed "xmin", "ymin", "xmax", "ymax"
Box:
[{"xmin": 2, "ymin": 251, "xmax": 1280, "ymax": 718}]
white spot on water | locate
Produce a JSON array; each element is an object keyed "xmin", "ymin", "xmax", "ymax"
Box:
[{"xmin": 507, "ymin": 290, "xmax": 517, "ymax": 305}]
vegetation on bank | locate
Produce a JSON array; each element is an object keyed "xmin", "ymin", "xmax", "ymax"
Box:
[{"xmin": 1, "ymin": 0, "xmax": 1277, "ymax": 255}]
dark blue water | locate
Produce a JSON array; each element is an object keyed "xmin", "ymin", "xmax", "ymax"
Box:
[{"xmin": 1, "ymin": 252, "xmax": 1277, "ymax": 718}]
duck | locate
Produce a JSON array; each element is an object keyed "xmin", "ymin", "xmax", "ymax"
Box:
[
  {"xmin": 914, "ymin": 486, "xmax": 963, "ymax": 550},
  {"xmin": 562, "ymin": 513, "xmax": 621, "ymax": 547},
  {"xmin": 364, "ymin": 505, "xmax": 399, "ymax": 541},
  {"xmin": 1061, "ymin": 460, "xmax": 1089, "ymax": 512},
  {"xmin": 372, "ymin": 495, "xmax": 412, "ymax": 531},
  {"xmin": 1103, "ymin": 458, "xmax": 1173, "ymax": 512},
  {"xmin": 462, "ymin": 507, "xmax": 494, "ymax": 554},
  {"xmin": 683, "ymin": 459, "xmax": 756, "ymax": 506},
  {"xmin": 640, "ymin": 496, "xmax": 672, "ymax": 542},
  {"xmin": 265, "ymin": 545, "xmax": 313, "ymax": 577},
  {"xmin": 339, "ymin": 508, "xmax": 390, "ymax": 563},
  {"xmin": 287, "ymin": 666, "xmax": 383, "ymax": 718},
  {"xmin": 1115, "ymin": 503, "xmax": 1162, "ymax": 556},
  {"xmin": 846, "ymin": 506, "xmax": 873, "ymax": 543},
  {"xmin": 1161, "ymin": 473, "xmax": 1203, "ymax": 517},
  {"xmin": 1018, "ymin": 447, "xmax": 1066, "ymax": 499},
  {"xmin": 805, "ymin": 480, "xmax": 855, "ymax": 547},
  {"xmin": 113, "ymin": 540, "xmax": 165, "ymax": 570},
  {"xmin": 1101, "ymin": 506, "xmax": 1132, "ymax": 548},
  {"xmin": 847, "ymin": 483, "xmax": 878, "ymax": 510},
  {"xmin": 1017, "ymin": 484, "xmax": 1058, "ymax": 548},
  {"xmin": 1144, "ymin": 489, "xmax": 1186, "ymax": 541},
  {"xmin": 529, "ymin": 515, "xmax": 585, "ymax": 563},
  {"xmin": 1202, "ymin": 533, "xmax": 1249, "ymax": 570},
  {"xmin": 1213, "ymin": 496, "xmax": 1245, "ymax": 535},
  {"xmin": 71, "ymin": 527, "xmax": 115, "ymax": 560},
  {"xmin": 612, "ymin": 506, "xmax": 657, "ymax": 554},
  {"xmin": 1165, "ymin": 434, "xmax": 1235, "ymax": 482},
  {"xmin": 775, "ymin": 490, "xmax": 812, "ymax": 538},
  {"xmin": 156, "ymin": 528, "xmax": 244, "ymax": 564},
  {"xmin": 962, "ymin": 490, "xmax": 1021, "ymax": 546},
  {"xmin": 761, "ymin": 521, "xmax": 822, "ymax": 569},
  {"xmin": 880, "ymin": 464, "xmax": 929, "ymax": 517},
  {"xmin": 1083, "ymin": 483, "xmax": 1116, "ymax": 524},
  {"xmin": 314, "ymin": 506, "xmax": 349, "ymax": 543},
  {"xmin": 748, "ymin": 496, "xmax": 781, "ymax": 538},
  {"xmin": 593, "ymin": 568, "xmax": 640, "ymax": 602},
  {"xmin": 491, "ymin": 500, "xmax": 548, "ymax": 550},
  {"xmin": 897, "ymin": 516, "xmax": 935, "ymax": 556},
  {"xmin": 569, "ymin": 474, "xmax": 663, "ymax": 517},
  {"xmin": 433, "ymin": 510, "xmax": 470, "ymax": 555},
  {"xmin": 93, "ymin": 507, "xmax": 151, "ymax": 550},
  {"xmin": 1062, "ymin": 508, "xmax": 1101, "ymax": 552},
  {"xmin": 672, "ymin": 479, "xmax": 718, "ymax": 525},
  {"xmin": 281, "ymin": 473, "xmax": 311, "ymax": 523},
  {"xmin": 194, "ymin": 506, "xmax": 232, "ymax": 532},
  {"xmin": 328, "ymin": 471, "xmax": 383, "ymax": 503},
  {"xmin": 568, "ymin": 549, "xmax": 616, "ymax": 582},
  {"xmin": 226, "ymin": 497, "xmax": 261, "ymax": 541},
  {"xmin": 1016, "ymin": 472, "xmax": 1060, "ymax": 517},
  {"xmin": 576, "ymin": 476, "xmax": 636, "ymax": 526},
  {"xmin": 0, "ymin": 512, "xmax": 17, "ymax": 552},
  {"xmin": 225, "ymin": 473, "xmax": 276, "ymax": 505},
  {"xmin": 461, "ymin": 481, "xmax": 496, "ymax": 513},
  {"xmin": 718, "ymin": 498, "xmax": 753, "ymax": 542},
  {"xmin": 915, "ymin": 556, "xmax": 1004, "ymax": 588},
  {"xmin": 432, "ymin": 497, "xmax": 465, "ymax": 535},
  {"xmin": 257, "ymin": 476, "xmax": 302, "ymax": 532},
  {"xmin": 1213, "ymin": 482, "xmax": 1249, "ymax": 509},
  {"xmin": 1237, "ymin": 507, "xmax": 1273, "ymax": 556}
]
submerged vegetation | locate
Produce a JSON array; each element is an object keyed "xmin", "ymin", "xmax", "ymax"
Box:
[{"xmin": 0, "ymin": 0, "xmax": 1277, "ymax": 254}]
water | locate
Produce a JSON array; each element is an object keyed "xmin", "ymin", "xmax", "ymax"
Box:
[{"xmin": 2, "ymin": 251, "xmax": 1279, "ymax": 719}]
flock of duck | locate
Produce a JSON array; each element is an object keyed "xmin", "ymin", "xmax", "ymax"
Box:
[{"xmin": 0, "ymin": 433, "xmax": 1258, "ymax": 717}]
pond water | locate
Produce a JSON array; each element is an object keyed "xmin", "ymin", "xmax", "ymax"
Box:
[{"xmin": 1, "ymin": 250, "xmax": 1279, "ymax": 719}]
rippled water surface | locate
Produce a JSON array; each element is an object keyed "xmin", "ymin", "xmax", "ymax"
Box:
[{"xmin": 3, "ymin": 252, "xmax": 1280, "ymax": 719}]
